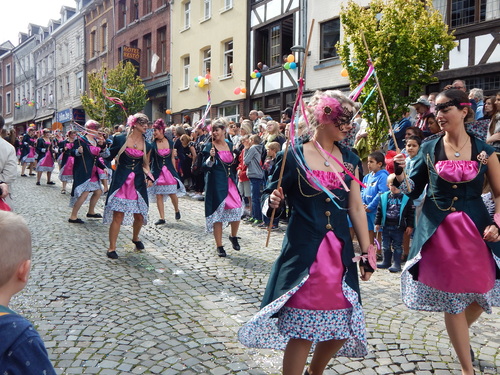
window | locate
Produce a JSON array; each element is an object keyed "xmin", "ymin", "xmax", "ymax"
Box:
[
  {"xmin": 144, "ymin": 33, "xmax": 152, "ymax": 75},
  {"xmin": 221, "ymin": 0, "xmax": 233, "ymax": 12},
  {"xmin": 223, "ymin": 40, "xmax": 233, "ymax": 77},
  {"xmin": 320, "ymin": 19, "xmax": 340, "ymax": 61},
  {"xmin": 203, "ymin": 48, "xmax": 211, "ymax": 75},
  {"xmin": 59, "ymin": 78, "xmax": 63, "ymax": 99},
  {"xmin": 76, "ymin": 71, "xmax": 84, "ymax": 93},
  {"xmin": 218, "ymin": 104, "xmax": 238, "ymax": 123},
  {"xmin": 66, "ymin": 75, "xmax": 70, "ymax": 96},
  {"xmin": 5, "ymin": 64, "xmax": 11, "ymax": 84},
  {"xmin": 203, "ymin": 0, "xmax": 211, "ymax": 20},
  {"xmin": 145, "ymin": 0, "xmax": 152, "ymax": 14},
  {"xmin": 76, "ymin": 36, "xmax": 82, "ymax": 57},
  {"xmin": 184, "ymin": 1, "xmax": 191, "ymax": 29},
  {"xmin": 183, "ymin": 56, "xmax": 190, "ymax": 88},
  {"xmin": 90, "ymin": 30, "xmax": 97, "ymax": 58},
  {"xmin": 101, "ymin": 22, "xmax": 108, "ymax": 52},
  {"xmin": 433, "ymin": 0, "xmax": 500, "ymax": 27},
  {"xmin": 119, "ymin": 0, "xmax": 126, "ymax": 29},
  {"xmin": 133, "ymin": 0, "xmax": 139, "ymax": 20},
  {"xmin": 157, "ymin": 27, "xmax": 167, "ymax": 73},
  {"xmin": 254, "ymin": 16, "xmax": 293, "ymax": 69},
  {"xmin": 6, "ymin": 92, "xmax": 11, "ymax": 114}
]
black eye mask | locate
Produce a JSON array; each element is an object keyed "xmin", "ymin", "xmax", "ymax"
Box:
[{"xmin": 435, "ymin": 98, "xmax": 471, "ymax": 112}]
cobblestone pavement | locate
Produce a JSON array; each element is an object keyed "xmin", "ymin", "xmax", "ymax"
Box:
[{"xmin": 9, "ymin": 169, "xmax": 500, "ymax": 374}]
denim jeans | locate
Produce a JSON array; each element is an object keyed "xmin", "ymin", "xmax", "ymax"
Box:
[
  {"xmin": 382, "ymin": 225, "xmax": 404, "ymax": 253},
  {"xmin": 249, "ymin": 177, "xmax": 263, "ymax": 220}
]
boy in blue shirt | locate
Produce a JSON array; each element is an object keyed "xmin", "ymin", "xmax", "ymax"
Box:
[
  {"xmin": 0, "ymin": 211, "xmax": 56, "ymax": 375},
  {"xmin": 375, "ymin": 174, "xmax": 415, "ymax": 272}
]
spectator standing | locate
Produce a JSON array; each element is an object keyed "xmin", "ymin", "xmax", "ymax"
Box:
[
  {"xmin": 244, "ymin": 134, "xmax": 265, "ymax": 225},
  {"xmin": 0, "ymin": 116, "xmax": 17, "ymax": 208},
  {"xmin": 375, "ymin": 174, "xmax": 414, "ymax": 272},
  {"xmin": 469, "ymin": 88, "xmax": 484, "ymax": 120}
]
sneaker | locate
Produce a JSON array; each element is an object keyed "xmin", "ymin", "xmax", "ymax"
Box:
[
  {"xmin": 196, "ymin": 195, "xmax": 205, "ymax": 201},
  {"xmin": 252, "ymin": 220, "xmax": 263, "ymax": 226},
  {"xmin": 257, "ymin": 222, "xmax": 267, "ymax": 228}
]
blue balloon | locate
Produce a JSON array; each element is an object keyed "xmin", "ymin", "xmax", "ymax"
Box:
[{"xmin": 289, "ymin": 62, "xmax": 297, "ymax": 69}]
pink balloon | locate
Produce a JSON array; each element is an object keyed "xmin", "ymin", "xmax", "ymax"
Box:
[{"xmin": 233, "ymin": 87, "xmax": 241, "ymax": 95}]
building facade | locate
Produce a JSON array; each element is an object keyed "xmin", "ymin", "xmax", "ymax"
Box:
[
  {"xmin": 0, "ymin": 42, "xmax": 15, "ymax": 129},
  {"xmin": 12, "ymin": 26, "xmax": 41, "ymax": 134},
  {"xmin": 54, "ymin": 4, "xmax": 88, "ymax": 132},
  {"xmin": 170, "ymin": 0, "xmax": 247, "ymax": 125},
  {"xmin": 113, "ymin": 0, "xmax": 171, "ymax": 122}
]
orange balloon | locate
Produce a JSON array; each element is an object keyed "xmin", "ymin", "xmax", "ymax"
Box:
[
  {"xmin": 340, "ymin": 68, "xmax": 349, "ymax": 77},
  {"xmin": 165, "ymin": 109, "xmax": 172, "ymax": 115},
  {"xmin": 287, "ymin": 54, "xmax": 295, "ymax": 63},
  {"xmin": 241, "ymin": 88, "xmax": 247, "ymax": 94}
]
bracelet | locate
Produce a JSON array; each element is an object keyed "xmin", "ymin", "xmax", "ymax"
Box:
[{"xmin": 359, "ymin": 258, "xmax": 375, "ymax": 273}]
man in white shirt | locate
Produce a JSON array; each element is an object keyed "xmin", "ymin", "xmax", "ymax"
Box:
[{"xmin": 0, "ymin": 116, "xmax": 17, "ymax": 208}]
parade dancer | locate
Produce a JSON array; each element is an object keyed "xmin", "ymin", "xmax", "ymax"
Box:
[
  {"xmin": 239, "ymin": 90, "xmax": 375, "ymax": 375},
  {"xmin": 68, "ymin": 121, "xmax": 108, "ymax": 224},
  {"xmin": 103, "ymin": 113, "xmax": 152, "ymax": 259},
  {"xmin": 148, "ymin": 118, "xmax": 185, "ymax": 225},
  {"xmin": 202, "ymin": 117, "xmax": 243, "ymax": 257},
  {"xmin": 35, "ymin": 129, "xmax": 56, "ymax": 185},
  {"xmin": 58, "ymin": 130, "xmax": 77, "ymax": 194},
  {"xmin": 20, "ymin": 127, "xmax": 36, "ymax": 177},
  {"xmin": 393, "ymin": 89, "xmax": 500, "ymax": 375}
]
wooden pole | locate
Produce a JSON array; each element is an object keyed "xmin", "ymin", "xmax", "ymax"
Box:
[
  {"xmin": 360, "ymin": 31, "xmax": 411, "ymax": 191},
  {"xmin": 265, "ymin": 20, "xmax": 315, "ymax": 247}
]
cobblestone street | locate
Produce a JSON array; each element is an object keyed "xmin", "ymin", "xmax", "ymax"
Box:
[{"xmin": 9, "ymin": 169, "xmax": 500, "ymax": 374}]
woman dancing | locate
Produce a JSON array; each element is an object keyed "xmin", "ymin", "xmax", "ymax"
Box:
[
  {"xmin": 58, "ymin": 130, "xmax": 77, "ymax": 194},
  {"xmin": 393, "ymin": 89, "xmax": 500, "ymax": 375},
  {"xmin": 103, "ymin": 113, "xmax": 152, "ymax": 259},
  {"xmin": 20, "ymin": 127, "xmax": 37, "ymax": 177},
  {"xmin": 35, "ymin": 129, "xmax": 56, "ymax": 185},
  {"xmin": 202, "ymin": 117, "xmax": 243, "ymax": 257},
  {"xmin": 239, "ymin": 90, "xmax": 374, "ymax": 375},
  {"xmin": 148, "ymin": 118, "xmax": 185, "ymax": 225},
  {"xmin": 68, "ymin": 121, "xmax": 108, "ymax": 223}
]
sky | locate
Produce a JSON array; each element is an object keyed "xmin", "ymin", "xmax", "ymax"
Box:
[{"xmin": 0, "ymin": 0, "xmax": 76, "ymax": 46}]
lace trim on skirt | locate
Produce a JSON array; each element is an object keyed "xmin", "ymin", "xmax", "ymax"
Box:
[
  {"xmin": 205, "ymin": 199, "xmax": 243, "ymax": 233},
  {"xmin": 103, "ymin": 190, "xmax": 149, "ymax": 226},
  {"xmin": 69, "ymin": 179, "xmax": 102, "ymax": 207}
]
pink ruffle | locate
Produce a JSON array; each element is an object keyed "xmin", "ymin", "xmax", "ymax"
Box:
[
  {"xmin": 218, "ymin": 150, "xmax": 233, "ymax": 163},
  {"xmin": 306, "ymin": 170, "xmax": 345, "ymax": 191},
  {"xmin": 157, "ymin": 148, "xmax": 171, "ymax": 156},
  {"xmin": 435, "ymin": 160, "xmax": 478, "ymax": 181},
  {"xmin": 89, "ymin": 145, "xmax": 101, "ymax": 156},
  {"xmin": 126, "ymin": 148, "xmax": 144, "ymax": 158}
]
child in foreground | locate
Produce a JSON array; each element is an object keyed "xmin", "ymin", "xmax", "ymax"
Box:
[{"xmin": 0, "ymin": 211, "xmax": 56, "ymax": 374}]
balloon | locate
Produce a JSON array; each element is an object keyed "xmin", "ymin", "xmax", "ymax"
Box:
[
  {"xmin": 233, "ymin": 87, "xmax": 241, "ymax": 95},
  {"xmin": 198, "ymin": 82, "xmax": 204, "ymax": 88},
  {"xmin": 287, "ymin": 54, "xmax": 295, "ymax": 63},
  {"xmin": 200, "ymin": 78, "xmax": 206, "ymax": 85},
  {"xmin": 251, "ymin": 72, "xmax": 257, "ymax": 79},
  {"xmin": 256, "ymin": 72, "xmax": 261, "ymax": 78},
  {"xmin": 205, "ymin": 74, "xmax": 211, "ymax": 80},
  {"xmin": 289, "ymin": 62, "xmax": 297, "ymax": 69},
  {"xmin": 194, "ymin": 76, "xmax": 200, "ymax": 82},
  {"xmin": 241, "ymin": 88, "xmax": 247, "ymax": 94},
  {"xmin": 284, "ymin": 62, "xmax": 290, "ymax": 70},
  {"xmin": 165, "ymin": 109, "xmax": 172, "ymax": 115},
  {"xmin": 254, "ymin": 69, "xmax": 259, "ymax": 73},
  {"xmin": 341, "ymin": 68, "xmax": 349, "ymax": 77}
]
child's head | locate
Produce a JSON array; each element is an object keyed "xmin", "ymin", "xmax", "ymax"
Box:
[
  {"xmin": 0, "ymin": 211, "xmax": 32, "ymax": 297},
  {"xmin": 367, "ymin": 151, "xmax": 385, "ymax": 172},
  {"xmin": 405, "ymin": 126, "xmax": 423, "ymax": 140},
  {"xmin": 405, "ymin": 135, "xmax": 421, "ymax": 158},
  {"xmin": 249, "ymin": 134, "xmax": 261, "ymax": 145},
  {"xmin": 266, "ymin": 141, "xmax": 281, "ymax": 158},
  {"xmin": 387, "ymin": 173, "xmax": 400, "ymax": 194}
]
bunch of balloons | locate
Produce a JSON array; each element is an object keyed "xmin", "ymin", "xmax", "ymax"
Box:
[
  {"xmin": 28, "ymin": 101, "xmax": 35, "ymax": 107},
  {"xmin": 194, "ymin": 73, "xmax": 211, "ymax": 88},
  {"xmin": 283, "ymin": 54, "xmax": 297, "ymax": 70},
  {"xmin": 233, "ymin": 87, "xmax": 247, "ymax": 95},
  {"xmin": 250, "ymin": 70, "xmax": 261, "ymax": 79}
]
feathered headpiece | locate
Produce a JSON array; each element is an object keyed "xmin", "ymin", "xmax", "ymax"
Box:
[
  {"xmin": 153, "ymin": 118, "xmax": 166, "ymax": 133},
  {"xmin": 313, "ymin": 96, "xmax": 343, "ymax": 126}
]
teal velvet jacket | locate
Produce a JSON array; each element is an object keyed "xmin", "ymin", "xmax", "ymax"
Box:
[
  {"xmin": 403, "ymin": 134, "xmax": 500, "ymax": 265},
  {"xmin": 150, "ymin": 139, "xmax": 181, "ymax": 182},
  {"xmin": 260, "ymin": 142, "xmax": 363, "ymax": 308},
  {"xmin": 202, "ymin": 140, "xmax": 238, "ymax": 217}
]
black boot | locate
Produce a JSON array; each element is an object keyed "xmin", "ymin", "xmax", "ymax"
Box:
[
  {"xmin": 389, "ymin": 249, "xmax": 402, "ymax": 272},
  {"xmin": 229, "ymin": 236, "xmax": 241, "ymax": 250},
  {"xmin": 217, "ymin": 246, "xmax": 226, "ymax": 257},
  {"xmin": 377, "ymin": 249, "xmax": 392, "ymax": 269}
]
